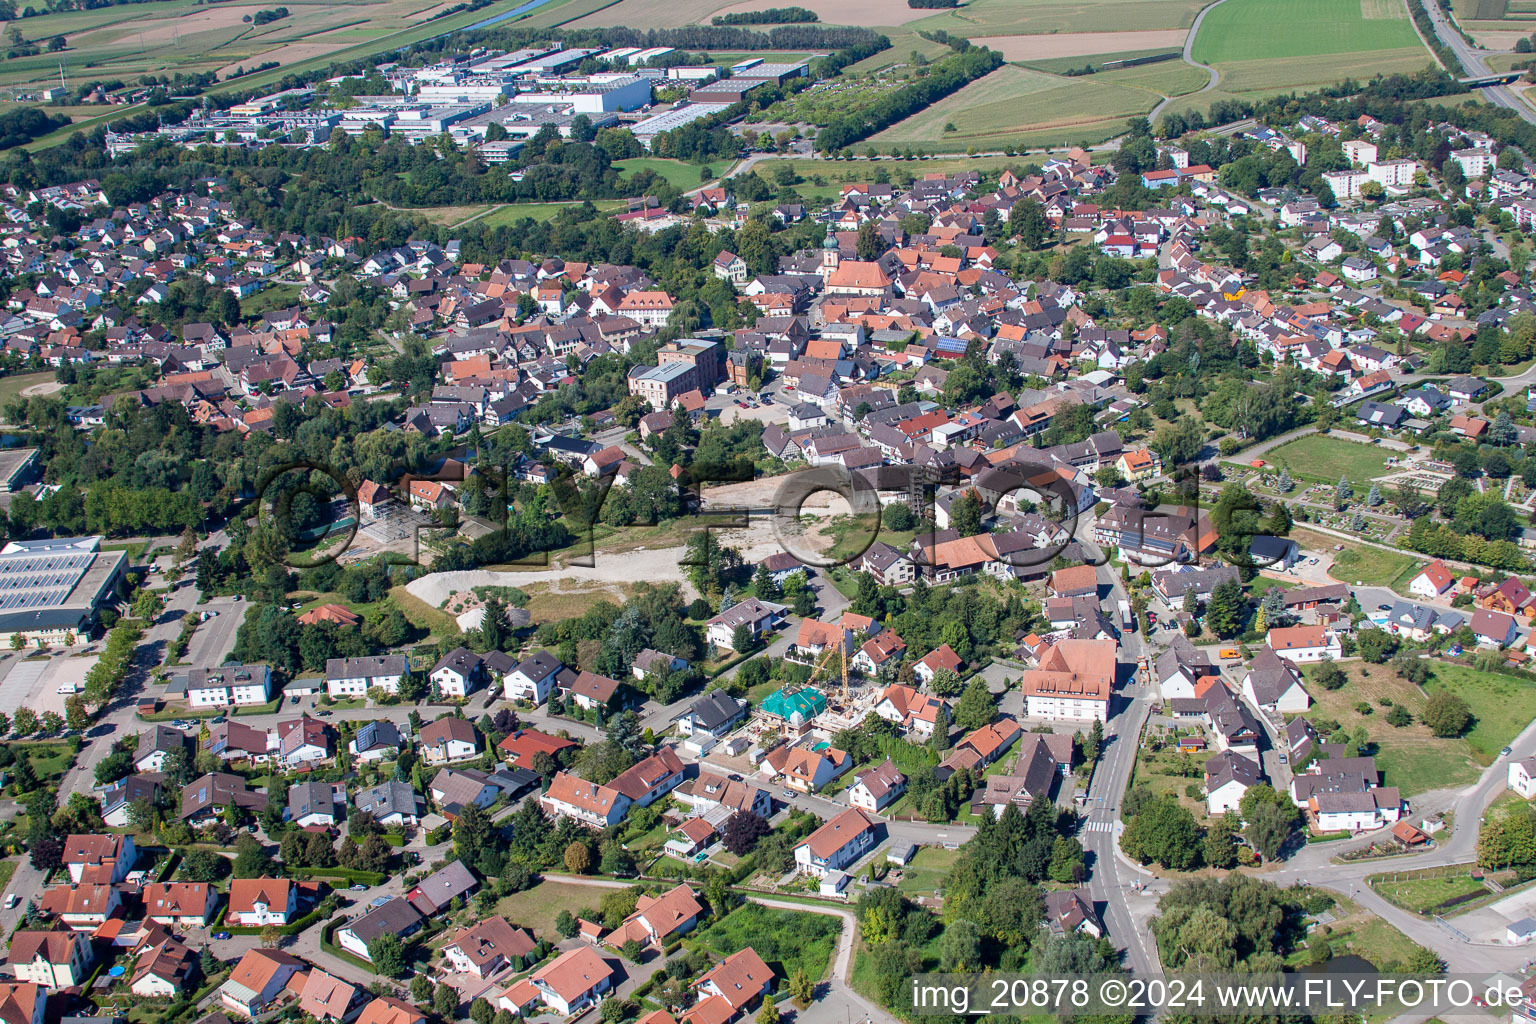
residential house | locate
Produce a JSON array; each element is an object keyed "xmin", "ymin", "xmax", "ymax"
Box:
[
  {"xmin": 349, "ymin": 721, "xmax": 404, "ymax": 763},
  {"xmin": 407, "ymin": 860, "xmax": 479, "ymax": 917},
  {"xmin": 1241, "ymin": 648, "xmax": 1312, "ymax": 714},
  {"xmin": 141, "ymin": 882, "xmax": 218, "ymax": 927},
  {"xmin": 336, "ymin": 898, "xmax": 424, "ymax": 962},
  {"xmin": 848, "ymin": 760, "xmax": 907, "ymax": 812},
  {"xmin": 688, "ymin": 949, "xmax": 773, "ymax": 1024},
  {"xmin": 7, "ymin": 931, "xmax": 92, "ymax": 989},
  {"xmin": 62, "ymin": 834, "xmax": 135, "ymax": 884},
  {"xmin": 287, "ymin": 781, "xmax": 343, "ymax": 828},
  {"xmin": 607, "ymin": 884, "xmax": 703, "ymax": 949},
  {"xmin": 676, "ymin": 690, "xmax": 747, "ymax": 739},
  {"xmin": 1266, "ymin": 625, "xmax": 1342, "ymax": 662},
  {"xmin": 325, "ymin": 656, "xmax": 408, "ymax": 699},
  {"xmin": 180, "ymin": 773, "xmax": 268, "ymax": 824},
  {"xmin": 38, "ymin": 879, "xmax": 122, "ymax": 930},
  {"xmin": 529, "ymin": 947, "xmax": 614, "ymax": 1015},
  {"xmin": 541, "ymin": 772, "xmax": 630, "ymax": 828},
  {"xmin": 1204, "ymin": 749, "xmax": 1263, "ymax": 815},
  {"xmin": 429, "ymin": 648, "xmax": 483, "ymax": 698},
  {"xmin": 353, "ymin": 780, "xmax": 423, "ymax": 826},
  {"xmin": 1019, "ymin": 639, "xmax": 1115, "ymax": 722},
  {"xmin": 417, "ymin": 717, "xmax": 481, "ymax": 765},
  {"xmin": 219, "ymin": 949, "xmax": 307, "ymax": 1017},
  {"xmin": 298, "ymin": 970, "xmax": 361, "ymax": 1024},
  {"xmin": 794, "ymin": 807, "xmax": 880, "ymax": 877},
  {"xmin": 504, "ymin": 650, "xmax": 572, "ymax": 704},
  {"xmin": 129, "ymin": 938, "xmax": 199, "ymax": 999},
  {"xmin": 443, "ymin": 917, "xmax": 537, "ymax": 977},
  {"xmin": 227, "ymin": 879, "xmax": 296, "ymax": 927}
]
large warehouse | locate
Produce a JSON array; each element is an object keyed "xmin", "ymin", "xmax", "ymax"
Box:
[{"xmin": 0, "ymin": 535, "xmax": 127, "ymax": 648}]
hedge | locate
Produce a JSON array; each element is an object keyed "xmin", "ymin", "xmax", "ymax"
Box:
[
  {"xmin": 286, "ymin": 866, "xmax": 390, "ymax": 886},
  {"xmin": 225, "ymin": 903, "xmax": 329, "ymax": 936}
]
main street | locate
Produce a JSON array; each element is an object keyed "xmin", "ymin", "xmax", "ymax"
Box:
[
  {"xmin": 1422, "ymin": 0, "xmax": 1536, "ymax": 128},
  {"xmin": 1078, "ymin": 526, "xmax": 1163, "ymax": 976}
]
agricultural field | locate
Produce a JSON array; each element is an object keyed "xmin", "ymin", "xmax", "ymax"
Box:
[
  {"xmin": 869, "ymin": 62, "xmax": 1202, "ymax": 150},
  {"xmin": 0, "ymin": 0, "xmax": 470, "ymax": 90},
  {"xmin": 1192, "ymin": 0, "xmax": 1423, "ymax": 62},
  {"xmin": 970, "ymin": 29, "xmax": 1186, "ymax": 60},
  {"xmin": 906, "ymin": 0, "xmax": 1206, "ymax": 38},
  {"xmin": 1185, "ymin": 0, "xmax": 1431, "ymax": 100}
]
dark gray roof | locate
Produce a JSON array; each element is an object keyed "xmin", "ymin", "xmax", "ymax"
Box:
[
  {"xmin": 685, "ymin": 689, "xmax": 746, "ymax": 731},
  {"xmin": 342, "ymin": 896, "xmax": 423, "ymax": 945}
]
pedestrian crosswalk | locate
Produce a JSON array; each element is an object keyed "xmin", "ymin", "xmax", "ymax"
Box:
[{"xmin": 1084, "ymin": 820, "xmax": 1116, "ymax": 833}]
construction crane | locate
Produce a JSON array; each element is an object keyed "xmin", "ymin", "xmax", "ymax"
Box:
[{"xmin": 806, "ymin": 632, "xmax": 850, "ymax": 706}]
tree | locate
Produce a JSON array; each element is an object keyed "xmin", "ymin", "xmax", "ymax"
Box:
[
  {"xmin": 1386, "ymin": 705, "xmax": 1413, "ymax": 727},
  {"xmin": 1422, "ymin": 691, "xmax": 1472, "ymax": 737},
  {"xmin": 1313, "ymin": 658, "xmax": 1346, "ymax": 691},
  {"xmin": 1240, "ymin": 785, "xmax": 1300, "ymax": 859},
  {"xmin": 721, "ymin": 811, "xmax": 771, "ymax": 855},
  {"xmin": 1276, "ymin": 468, "xmax": 1294, "ymax": 492},
  {"xmin": 731, "ymin": 622, "xmax": 754, "ymax": 654},
  {"xmin": 232, "ymin": 835, "xmax": 267, "ymax": 877},
  {"xmin": 1356, "ymin": 628, "xmax": 1399, "ymax": 664},
  {"xmin": 1120, "ymin": 796, "xmax": 1201, "ymax": 869},
  {"xmin": 64, "ymin": 696, "xmax": 88, "ymax": 732},
  {"xmin": 1334, "ymin": 475, "xmax": 1353, "ymax": 509},
  {"xmin": 368, "ymin": 932, "xmax": 405, "ymax": 976},
  {"xmin": 1204, "ymin": 814, "xmax": 1240, "ymax": 869},
  {"xmin": 1047, "ymin": 836, "xmax": 1085, "ymax": 883},
  {"xmin": 564, "ymin": 841, "xmax": 593, "ymax": 873},
  {"xmin": 950, "ymin": 490, "xmax": 984, "ymax": 537},
  {"xmin": 556, "ymin": 910, "xmax": 578, "ymax": 938},
  {"xmin": 939, "ymin": 918, "xmax": 982, "ymax": 971},
  {"xmin": 1366, "ymin": 483, "xmax": 1382, "ymax": 507},
  {"xmin": 434, "ymin": 983, "xmax": 460, "ymax": 1019},
  {"xmin": 260, "ymin": 924, "xmax": 283, "ymax": 948},
  {"xmin": 1009, "ymin": 197, "xmax": 1048, "ymax": 250},
  {"xmin": 755, "ymin": 1001, "xmax": 780, "ymax": 1024},
  {"xmin": 1205, "ymin": 579, "xmax": 1244, "ymax": 639},
  {"xmin": 788, "ymin": 968, "xmax": 816, "ymax": 1009},
  {"xmin": 11, "ymin": 707, "xmax": 37, "ymax": 737},
  {"xmin": 952, "ymin": 678, "xmax": 996, "ymax": 731}
]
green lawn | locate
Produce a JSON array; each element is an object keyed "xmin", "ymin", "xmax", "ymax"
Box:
[
  {"xmin": 613, "ymin": 157, "xmax": 710, "ymax": 189},
  {"xmin": 1259, "ymin": 434, "xmax": 1395, "ymax": 486},
  {"xmin": 1192, "ymin": 0, "xmax": 1423, "ymax": 62},
  {"xmin": 1425, "ymin": 662, "xmax": 1536, "ymax": 763},
  {"xmin": 1289, "ymin": 531, "xmax": 1419, "ymax": 590},
  {"xmin": 894, "ymin": 845, "xmax": 959, "ymax": 897},
  {"xmin": 1370, "ymin": 872, "xmax": 1487, "ymax": 914},
  {"xmin": 692, "ymin": 903, "xmax": 840, "ymax": 983},
  {"xmin": 476, "ymin": 201, "xmax": 625, "ymax": 227},
  {"xmin": 1303, "ymin": 660, "xmax": 1525, "ymax": 795},
  {"xmin": 0, "ymin": 372, "xmax": 58, "ymax": 408},
  {"xmin": 495, "ymin": 881, "xmax": 605, "ymax": 937},
  {"xmin": 1297, "ymin": 893, "xmax": 1430, "ymax": 972}
]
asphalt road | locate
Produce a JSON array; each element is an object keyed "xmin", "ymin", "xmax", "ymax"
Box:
[
  {"xmin": 1077, "ymin": 527, "xmax": 1162, "ymax": 976},
  {"xmin": 1422, "ymin": 0, "xmax": 1536, "ymax": 127}
]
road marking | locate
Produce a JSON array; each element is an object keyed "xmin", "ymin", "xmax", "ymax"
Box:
[{"xmin": 1084, "ymin": 820, "xmax": 1116, "ymax": 833}]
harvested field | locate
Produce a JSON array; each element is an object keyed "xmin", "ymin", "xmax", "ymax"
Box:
[
  {"xmin": 704, "ymin": 0, "xmax": 933, "ymax": 24},
  {"xmin": 970, "ymin": 29, "xmax": 1186, "ymax": 60},
  {"xmin": 217, "ymin": 40, "xmax": 353, "ymax": 77},
  {"xmin": 68, "ymin": 5, "xmax": 271, "ymax": 46},
  {"xmin": 1469, "ymin": 28, "xmax": 1535, "ymax": 46},
  {"xmin": 1210, "ymin": 47, "xmax": 1431, "ymax": 94},
  {"xmin": 908, "ymin": 0, "xmax": 1205, "ymax": 38}
]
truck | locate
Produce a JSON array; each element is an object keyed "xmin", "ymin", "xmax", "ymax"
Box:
[{"xmin": 1118, "ymin": 600, "xmax": 1132, "ymax": 632}]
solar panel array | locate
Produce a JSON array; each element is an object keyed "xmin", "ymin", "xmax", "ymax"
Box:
[{"xmin": 0, "ymin": 551, "xmax": 93, "ymax": 611}]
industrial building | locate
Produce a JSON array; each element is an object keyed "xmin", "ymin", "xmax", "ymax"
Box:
[{"xmin": 0, "ymin": 535, "xmax": 127, "ymax": 648}]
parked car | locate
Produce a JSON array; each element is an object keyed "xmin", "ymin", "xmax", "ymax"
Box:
[
  {"xmin": 349, "ymin": 884, "xmax": 368, "ymax": 891},
  {"xmin": 213, "ymin": 932, "xmax": 230, "ymax": 940},
  {"xmin": 3, "ymin": 895, "xmax": 18, "ymax": 909}
]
